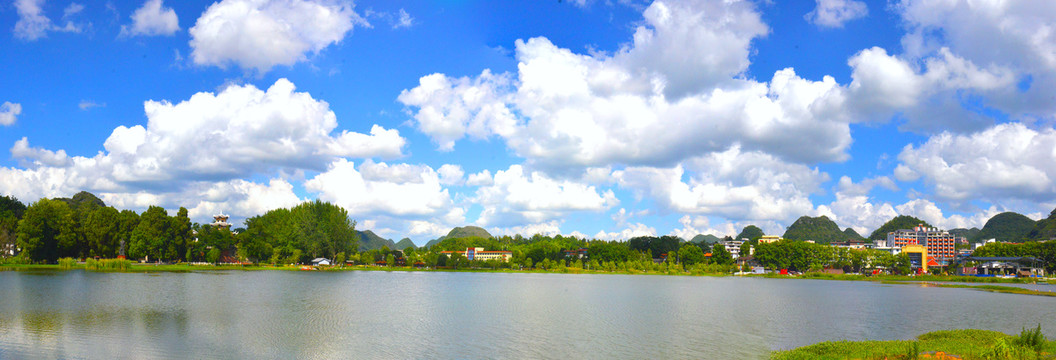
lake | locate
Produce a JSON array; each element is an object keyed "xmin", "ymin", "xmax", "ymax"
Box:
[{"xmin": 1, "ymin": 270, "xmax": 1054, "ymax": 359}]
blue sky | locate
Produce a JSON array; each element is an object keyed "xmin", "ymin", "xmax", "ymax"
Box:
[{"xmin": 2, "ymin": 0, "xmax": 1055, "ymax": 245}]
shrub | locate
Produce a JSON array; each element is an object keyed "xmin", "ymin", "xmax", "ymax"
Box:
[
  {"xmin": 1013, "ymin": 324, "xmax": 1045, "ymax": 352},
  {"xmin": 58, "ymin": 257, "xmax": 77, "ymax": 269}
]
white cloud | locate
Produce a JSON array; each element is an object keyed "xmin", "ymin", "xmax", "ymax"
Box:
[
  {"xmin": 394, "ymin": 8, "xmax": 413, "ymax": 29},
  {"xmin": 614, "ymin": 147, "xmax": 826, "ymax": 223},
  {"xmin": 11, "ymin": 137, "xmax": 70, "ymax": 167},
  {"xmin": 13, "ymin": 0, "xmax": 82, "ymax": 40},
  {"xmin": 473, "ymin": 164, "xmax": 619, "ymax": 227},
  {"xmin": 99, "ymin": 78, "xmax": 403, "ymax": 183},
  {"xmin": 305, "ymin": 159, "xmax": 455, "ymax": 218},
  {"xmin": 669, "ymin": 215, "xmax": 736, "ymax": 240},
  {"xmin": 805, "ymin": 0, "xmax": 867, "ymax": 28},
  {"xmin": 594, "ymin": 223, "xmax": 656, "ymax": 241},
  {"xmin": 465, "ymin": 169, "xmax": 493, "ymax": 186},
  {"xmin": 78, "ymin": 100, "xmax": 105, "ymax": 110},
  {"xmin": 121, "ymin": 0, "xmax": 180, "ymax": 37},
  {"xmin": 489, "ymin": 221, "xmax": 562, "ymax": 238},
  {"xmin": 895, "ymin": 0, "xmax": 1056, "ymax": 123},
  {"xmin": 437, "ymin": 164, "xmax": 464, "ymax": 186},
  {"xmin": 397, "ymin": 70, "xmax": 517, "ymax": 151},
  {"xmin": 0, "ymin": 102, "xmax": 21, "ymax": 126},
  {"xmin": 835, "ymin": 175, "xmax": 898, "ymax": 197},
  {"xmin": 896, "ymin": 123, "xmax": 1056, "ymax": 203},
  {"xmin": 189, "ymin": 0, "xmax": 367, "ymax": 72}
]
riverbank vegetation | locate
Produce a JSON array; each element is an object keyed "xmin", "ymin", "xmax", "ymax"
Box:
[{"xmin": 773, "ymin": 327, "xmax": 1055, "ymax": 360}]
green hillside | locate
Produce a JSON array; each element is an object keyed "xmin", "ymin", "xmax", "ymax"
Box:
[
  {"xmin": 394, "ymin": 238, "xmax": 416, "ymax": 250},
  {"xmin": 356, "ymin": 230, "xmax": 397, "ymax": 251},
  {"xmin": 949, "ymin": 227, "xmax": 980, "ymax": 240},
  {"xmin": 781, "ymin": 216, "xmax": 846, "ymax": 244},
  {"xmin": 1028, "ymin": 207, "xmax": 1056, "ymax": 241},
  {"xmin": 690, "ymin": 234, "xmax": 721, "ymax": 245},
  {"xmin": 444, "ymin": 226, "xmax": 493, "ymax": 239},
  {"xmin": 972, "ymin": 212, "xmax": 1036, "ymax": 242},
  {"xmin": 735, "ymin": 225, "xmax": 764, "ymax": 241},
  {"xmin": 868, "ymin": 215, "xmax": 931, "ymax": 241},
  {"xmin": 843, "ymin": 227, "xmax": 865, "ymax": 241}
]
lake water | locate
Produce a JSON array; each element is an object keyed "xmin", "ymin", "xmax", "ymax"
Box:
[{"xmin": 1, "ymin": 270, "xmax": 1055, "ymax": 359}]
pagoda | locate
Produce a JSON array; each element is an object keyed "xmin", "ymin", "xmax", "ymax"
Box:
[{"xmin": 211, "ymin": 212, "xmax": 232, "ymax": 230}]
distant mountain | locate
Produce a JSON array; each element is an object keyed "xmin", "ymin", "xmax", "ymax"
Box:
[
  {"xmin": 356, "ymin": 230, "xmax": 397, "ymax": 251},
  {"xmin": 735, "ymin": 225, "xmax": 764, "ymax": 241},
  {"xmin": 843, "ymin": 228, "xmax": 865, "ymax": 241},
  {"xmin": 781, "ymin": 216, "xmax": 846, "ymax": 244},
  {"xmin": 869, "ymin": 215, "xmax": 932, "ymax": 241},
  {"xmin": 973, "ymin": 212, "xmax": 1036, "ymax": 242},
  {"xmin": 949, "ymin": 227, "xmax": 980, "ymax": 241},
  {"xmin": 423, "ymin": 239, "xmax": 441, "ymax": 249},
  {"xmin": 1027, "ymin": 207, "xmax": 1056, "ymax": 241},
  {"xmin": 394, "ymin": 238, "xmax": 416, "ymax": 250},
  {"xmin": 443, "ymin": 226, "xmax": 493, "ymax": 240},
  {"xmin": 690, "ymin": 234, "xmax": 721, "ymax": 245},
  {"xmin": 56, "ymin": 191, "xmax": 106, "ymax": 209}
]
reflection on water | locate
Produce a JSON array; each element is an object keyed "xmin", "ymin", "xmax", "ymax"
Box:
[{"xmin": 1, "ymin": 270, "xmax": 1054, "ymax": 359}]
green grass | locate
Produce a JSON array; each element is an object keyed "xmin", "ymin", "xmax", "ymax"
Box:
[{"xmin": 773, "ymin": 328, "xmax": 1056, "ymax": 360}]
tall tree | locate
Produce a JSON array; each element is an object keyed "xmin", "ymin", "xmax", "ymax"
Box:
[
  {"xmin": 84, "ymin": 206, "xmax": 120, "ymax": 258},
  {"xmin": 16, "ymin": 199, "xmax": 76, "ymax": 262},
  {"xmin": 129, "ymin": 206, "xmax": 172, "ymax": 261},
  {"xmin": 170, "ymin": 207, "xmax": 192, "ymax": 262}
]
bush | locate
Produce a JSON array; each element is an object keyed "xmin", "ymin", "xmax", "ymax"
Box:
[
  {"xmin": 58, "ymin": 257, "xmax": 77, "ymax": 269},
  {"xmin": 1013, "ymin": 324, "xmax": 1045, "ymax": 352},
  {"xmin": 85, "ymin": 258, "xmax": 132, "ymax": 271}
]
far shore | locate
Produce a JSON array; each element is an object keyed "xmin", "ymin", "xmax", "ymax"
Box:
[{"xmin": 4, "ymin": 263, "xmax": 1054, "ymax": 296}]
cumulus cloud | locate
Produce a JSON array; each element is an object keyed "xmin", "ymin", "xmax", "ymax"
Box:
[
  {"xmin": 189, "ymin": 0, "xmax": 367, "ymax": 72},
  {"xmin": 437, "ymin": 164, "xmax": 464, "ymax": 186},
  {"xmin": 805, "ymin": 0, "xmax": 867, "ymax": 28},
  {"xmin": 473, "ymin": 165, "xmax": 619, "ymax": 227},
  {"xmin": 0, "ymin": 79, "xmax": 405, "ymax": 226},
  {"xmin": 489, "ymin": 221, "xmax": 562, "ymax": 238},
  {"xmin": 896, "ymin": 123, "xmax": 1056, "ymax": 203},
  {"xmin": 121, "ymin": 0, "xmax": 180, "ymax": 37},
  {"xmin": 895, "ymin": 0, "xmax": 1056, "ymax": 124},
  {"xmin": 594, "ymin": 223, "xmax": 656, "ymax": 241},
  {"xmin": 305, "ymin": 159, "xmax": 455, "ymax": 218},
  {"xmin": 614, "ymin": 147, "xmax": 826, "ymax": 223},
  {"xmin": 669, "ymin": 215, "xmax": 737, "ymax": 240},
  {"xmin": 0, "ymin": 102, "xmax": 21, "ymax": 126},
  {"xmin": 13, "ymin": 0, "xmax": 83, "ymax": 40},
  {"xmin": 397, "ymin": 70, "xmax": 517, "ymax": 151},
  {"xmin": 11, "ymin": 137, "xmax": 70, "ymax": 167}
]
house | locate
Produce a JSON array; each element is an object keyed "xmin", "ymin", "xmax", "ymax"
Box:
[
  {"xmin": 439, "ymin": 247, "xmax": 512, "ymax": 262},
  {"xmin": 311, "ymin": 258, "xmax": 332, "ymax": 266}
]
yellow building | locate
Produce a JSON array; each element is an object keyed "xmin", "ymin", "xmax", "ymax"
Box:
[
  {"xmin": 758, "ymin": 235, "xmax": 782, "ymax": 244},
  {"xmin": 902, "ymin": 244, "xmax": 928, "ymax": 272}
]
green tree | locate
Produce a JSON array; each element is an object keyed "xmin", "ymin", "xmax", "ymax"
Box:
[
  {"xmin": 169, "ymin": 207, "xmax": 192, "ymax": 262},
  {"xmin": 711, "ymin": 243, "xmax": 733, "ymax": 265},
  {"xmin": 84, "ymin": 206, "xmax": 120, "ymax": 258},
  {"xmin": 16, "ymin": 199, "xmax": 76, "ymax": 262},
  {"xmin": 129, "ymin": 206, "xmax": 171, "ymax": 262},
  {"xmin": 678, "ymin": 243, "xmax": 705, "ymax": 266}
]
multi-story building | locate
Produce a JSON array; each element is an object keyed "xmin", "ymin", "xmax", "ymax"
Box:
[
  {"xmin": 440, "ymin": 247, "xmax": 512, "ymax": 262},
  {"xmin": 720, "ymin": 239, "xmax": 746, "ymax": 258},
  {"xmin": 886, "ymin": 224, "xmax": 957, "ymax": 262}
]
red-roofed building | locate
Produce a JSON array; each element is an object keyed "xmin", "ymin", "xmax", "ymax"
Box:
[{"xmin": 439, "ymin": 247, "xmax": 512, "ymax": 262}]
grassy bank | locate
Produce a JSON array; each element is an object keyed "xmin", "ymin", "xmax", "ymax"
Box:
[{"xmin": 773, "ymin": 328, "xmax": 1055, "ymax": 360}]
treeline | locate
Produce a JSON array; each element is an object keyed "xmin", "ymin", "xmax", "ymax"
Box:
[
  {"xmin": 972, "ymin": 241, "xmax": 1056, "ymax": 272},
  {"xmin": 1, "ymin": 192, "xmax": 357, "ymax": 265}
]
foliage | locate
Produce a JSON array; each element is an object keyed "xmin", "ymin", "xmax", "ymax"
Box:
[
  {"xmin": 689, "ymin": 234, "xmax": 720, "ymax": 245},
  {"xmin": 773, "ymin": 329, "xmax": 1052, "ymax": 360},
  {"xmin": 735, "ymin": 225, "xmax": 764, "ymax": 241},
  {"xmin": 394, "ymin": 238, "xmax": 415, "ymax": 250},
  {"xmin": 17, "ymin": 198, "xmax": 77, "ymax": 263},
  {"xmin": 949, "ymin": 227, "xmax": 981, "ymax": 241},
  {"xmin": 1012, "ymin": 324, "xmax": 1045, "ymax": 352},
  {"xmin": 972, "ymin": 241, "xmax": 1056, "ymax": 273},
  {"xmin": 869, "ymin": 215, "xmax": 932, "ymax": 241},
  {"xmin": 973, "ymin": 212, "xmax": 1036, "ymax": 243},
  {"xmin": 1027, "ymin": 206, "xmax": 1056, "ymax": 241},
  {"xmin": 85, "ymin": 258, "xmax": 132, "ymax": 271},
  {"xmin": 442, "ymin": 226, "xmax": 493, "ymax": 240},
  {"xmin": 678, "ymin": 243, "xmax": 705, "ymax": 266},
  {"xmin": 710, "ymin": 243, "xmax": 733, "ymax": 265},
  {"xmin": 0, "ymin": 195, "xmax": 26, "ymax": 257},
  {"xmin": 628, "ymin": 236, "xmax": 681, "ymax": 259},
  {"xmin": 842, "ymin": 227, "xmax": 865, "ymax": 241},
  {"xmin": 242, "ymin": 200, "xmax": 358, "ymax": 264},
  {"xmin": 781, "ymin": 216, "xmax": 848, "ymax": 244},
  {"xmin": 58, "ymin": 257, "xmax": 77, "ymax": 269}
]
